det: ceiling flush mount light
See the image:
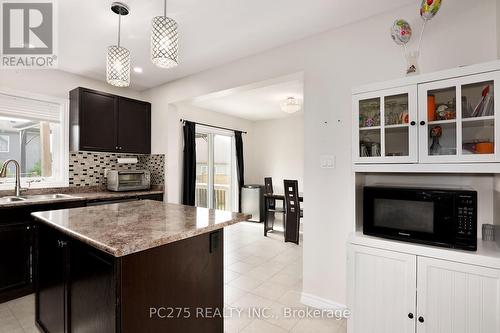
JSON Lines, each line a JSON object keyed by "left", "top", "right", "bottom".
{"left": 281, "top": 97, "right": 302, "bottom": 114}
{"left": 151, "top": 0, "right": 179, "bottom": 68}
{"left": 106, "top": 2, "right": 131, "bottom": 87}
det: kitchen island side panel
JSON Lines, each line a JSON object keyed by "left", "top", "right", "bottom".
{"left": 120, "top": 229, "right": 224, "bottom": 333}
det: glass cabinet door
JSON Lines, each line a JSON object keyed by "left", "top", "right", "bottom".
{"left": 358, "top": 97, "right": 382, "bottom": 160}
{"left": 424, "top": 86, "right": 458, "bottom": 159}
{"left": 354, "top": 86, "right": 417, "bottom": 163}
{"left": 384, "top": 94, "right": 411, "bottom": 158}
{"left": 419, "top": 72, "right": 499, "bottom": 163}
{"left": 461, "top": 80, "right": 495, "bottom": 160}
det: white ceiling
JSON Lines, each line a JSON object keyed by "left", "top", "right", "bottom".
{"left": 190, "top": 78, "right": 304, "bottom": 121}
{"left": 58, "top": 0, "right": 414, "bottom": 90}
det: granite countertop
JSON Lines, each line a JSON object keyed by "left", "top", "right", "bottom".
{"left": 0, "top": 187, "right": 164, "bottom": 208}
{"left": 32, "top": 201, "right": 250, "bottom": 257}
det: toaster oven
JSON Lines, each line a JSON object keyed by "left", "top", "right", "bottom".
{"left": 106, "top": 170, "right": 151, "bottom": 192}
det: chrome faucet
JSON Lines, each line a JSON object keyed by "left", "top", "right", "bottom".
{"left": 0, "top": 159, "right": 23, "bottom": 197}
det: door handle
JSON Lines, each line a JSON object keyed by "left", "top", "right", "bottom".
{"left": 420, "top": 121, "right": 426, "bottom": 126}
{"left": 418, "top": 316, "right": 424, "bottom": 323}
{"left": 410, "top": 121, "right": 416, "bottom": 126}
{"left": 408, "top": 313, "right": 414, "bottom": 319}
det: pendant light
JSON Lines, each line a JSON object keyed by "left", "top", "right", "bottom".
{"left": 151, "top": 0, "right": 179, "bottom": 68}
{"left": 281, "top": 97, "right": 302, "bottom": 114}
{"left": 106, "top": 2, "right": 131, "bottom": 87}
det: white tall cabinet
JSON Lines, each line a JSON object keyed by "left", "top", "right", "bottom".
{"left": 348, "top": 242, "right": 500, "bottom": 333}
{"left": 349, "top": 61, "right": 500, "bottom": 333}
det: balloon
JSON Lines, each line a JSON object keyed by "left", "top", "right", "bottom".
{"left": 420, "top": 0, "right": 442, "bottom": 21}
{"left": 390, "top": 19, "right": 412, "bottom": 46}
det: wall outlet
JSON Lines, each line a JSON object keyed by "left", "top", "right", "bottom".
{"left": 320, "top": 155, "right": 335, "bottom": 169}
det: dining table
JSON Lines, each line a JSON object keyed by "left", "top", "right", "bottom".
{"left": 263, "top": 192, "right": 303, "bottom": 237}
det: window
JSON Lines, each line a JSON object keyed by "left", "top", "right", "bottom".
{"left": 0, "top": 135, "right": 9, "bottom": 152}
{"left": 0, "top": 90, "right": 68, "bottom": 189}
{"left": 195, "top": 127, "right": 238, "bottom": 211}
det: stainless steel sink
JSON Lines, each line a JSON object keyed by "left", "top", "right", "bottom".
{"left": 25, "top": 194, "right": 77, "bottom": 200}
{"left": 0, "top": 196, "right": 27, "bottom": 203}
{"left": 0, "top": 193, "right": 78, "bottom": 204}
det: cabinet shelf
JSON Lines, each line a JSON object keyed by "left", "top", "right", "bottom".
{"left": 462, "top": 115, "right": 495, "bottom": 122}
{"left": 359, "top": 126, "right": 381, "bottom": 131}
{"left": 385, "top": 123, "right": 409, "bottom": 129}
{"left": 427, "top": 119, "right": 456, "bottom": 125}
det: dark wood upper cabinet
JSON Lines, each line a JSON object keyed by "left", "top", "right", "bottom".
{"left": 117, "top": 97, "right": 151, "bottom": 154}
{"left": 70, "top": 87, "right": 151, "bottom": 154}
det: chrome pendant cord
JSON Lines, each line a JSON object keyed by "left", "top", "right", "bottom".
{"left": 117, "top": 12, "right": 121, "bottom": 47}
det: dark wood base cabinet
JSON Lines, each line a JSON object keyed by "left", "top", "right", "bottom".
{"left": 36, "top": 225, "right": 223, "bottom": 333}
{"left": 0, "top": 202, "right": 85, "bottom": 304}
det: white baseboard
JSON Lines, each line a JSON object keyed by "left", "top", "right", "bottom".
{"left": 300, "top": 292, "right": 348, "bottom": 313}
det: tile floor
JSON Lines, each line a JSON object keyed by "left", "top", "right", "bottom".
{"left": 0, "top": 295, "right": 38, "bottom": 333}
{"left": 0, "top": 219, "right": 346, "bottom": 333}
{"left": 223, "top": 219, "right": 346, "bottom": 333}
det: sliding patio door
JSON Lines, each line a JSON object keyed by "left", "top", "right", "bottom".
{"left": 195, "top": 128, "right": 237, "bottom": 211}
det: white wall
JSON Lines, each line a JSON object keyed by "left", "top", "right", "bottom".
{"left": 246, "top": 115, "right": 304, "bottom": 193}
{"left": 166, "top": 102, "right": 253, "bottom": 203}
{"left": 0, "top": 69, "right": 143, "bottom": 100}
{"left": 144, "top": 0, "right": 498, "bottom": 307}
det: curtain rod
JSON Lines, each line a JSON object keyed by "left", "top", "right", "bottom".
{"left": 180, "top": 119, "right": 247, "bottom": 134}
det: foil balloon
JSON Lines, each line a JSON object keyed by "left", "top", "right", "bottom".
{"left": 390, "top": 19, "right": 412, "bottom": 45}
{"left": 420, "top": 0, "right": 442, "bottom": 21}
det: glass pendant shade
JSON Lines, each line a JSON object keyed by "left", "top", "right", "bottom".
{"left": 106, "top": 45, "right": 131, "bottom": 87}
{"left": 151, "top": 16, "right": 179, "bottom": 68}
{"left": 281, "top": 97, "right": 302, "bottom": 114}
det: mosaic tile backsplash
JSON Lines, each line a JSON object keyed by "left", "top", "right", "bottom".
{"left": 69, "top": 152, "right": 165, "bottom": 187}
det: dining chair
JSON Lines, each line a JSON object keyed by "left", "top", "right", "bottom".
{"left": 264, "top": 177, "right": 277, "bottom": 210}
{"left": 283, "top": 179, "right": 302, "bottom": 244}
{"left": 263, "top": 177, "right": 284, "bottom": 237}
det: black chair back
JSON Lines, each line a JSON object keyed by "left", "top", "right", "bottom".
{"left": 264, "top": 177, "right": 276, "bottom": 209}
{"left": 283, "top": 179, "right": 300, "bottom": 244}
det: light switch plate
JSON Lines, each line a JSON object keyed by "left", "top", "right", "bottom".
{"left": 320, "top": 155, "right": 335, "bottom": 169}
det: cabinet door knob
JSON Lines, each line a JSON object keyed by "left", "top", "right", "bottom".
{"left": 418, "top": 316, "right": 424, "bottom": 323}
{"left": 408, "top": 313, "right": 414, "bottom": 319}
{"left": 420, "top": 121, "right": 426, "bottom": 126}
{"left": 410, "top": 121, "right": 416, "bottom": 126}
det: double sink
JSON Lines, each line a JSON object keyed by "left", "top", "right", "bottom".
{"left": 0, "top": 193, "right": 78, "bottom": 204}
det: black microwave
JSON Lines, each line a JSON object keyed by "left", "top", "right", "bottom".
{"left": 363, "top": 186, "right": 477, "bottom": 251}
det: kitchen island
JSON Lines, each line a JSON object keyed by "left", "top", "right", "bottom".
{"left": 31, "top": 200, "right": 250, "bottom": 333}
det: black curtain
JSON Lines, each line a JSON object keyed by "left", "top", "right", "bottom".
{"left": 234, "top": 131, "right": 244, "bottom": 212}
{"left": 182, "top": 121, "right": 196, "bottom": 206}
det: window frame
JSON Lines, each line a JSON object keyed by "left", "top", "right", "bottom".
{"left": 0, "top": 88, "right": 69, "bottom": 190}
{"left": 0, "top": 135, "right": 9, "bottom": 153}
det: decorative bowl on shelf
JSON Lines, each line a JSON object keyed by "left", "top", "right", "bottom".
{"left": 475, "top": 142, "right": 494, "bottom": 154}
